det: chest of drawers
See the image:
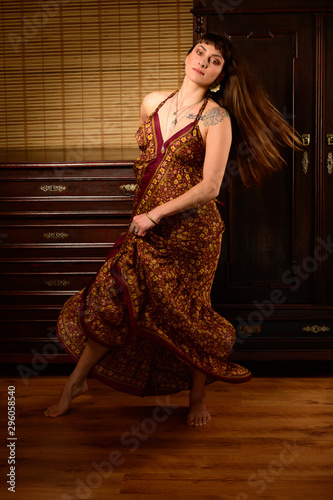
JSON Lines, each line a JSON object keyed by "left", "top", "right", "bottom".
{"left": 0, "top": 149, "right": 138, "bottom": 363}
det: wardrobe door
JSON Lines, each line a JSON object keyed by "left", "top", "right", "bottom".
{"left": 323, "top": 14, "right": 333, "bottom": 306}
{"left": 208, "top": 14, "right": 316, "bottom": 308}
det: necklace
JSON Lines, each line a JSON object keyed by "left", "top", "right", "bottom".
{"left": 169, "top": 92, "right": 204, "bottom": 131}
{"left": 161, "top": 91, "right": 204, "bottom": 153}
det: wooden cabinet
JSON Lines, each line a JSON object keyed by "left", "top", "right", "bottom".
{"left": 192, "top": 0, "right": 333, "bottom": 359}
{"left": 0, "top": 149, "right": 138, "bottom": 362}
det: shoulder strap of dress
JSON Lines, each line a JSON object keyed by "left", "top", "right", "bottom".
{"left": 195, "top": 96, "right": 209, "bottom": 123}
{"left": 154, "top": 89, "right": 179, "bottom": 113}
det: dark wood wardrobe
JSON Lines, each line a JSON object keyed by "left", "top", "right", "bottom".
{"left": 192, "top": 0, "right": 333, "bottom": 360}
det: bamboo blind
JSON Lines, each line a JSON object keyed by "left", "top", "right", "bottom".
{"left": 0, "top": 0, "right": 193, "bottom": 157}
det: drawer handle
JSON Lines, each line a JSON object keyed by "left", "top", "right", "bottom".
{"left": 302, "top": 151, "right": 309, "bottom": 174}
{"left": 302, "top": 325, "right": 330, "bottom": 333}
{"left": 327, "top": 152, "right": 333, "bottom": 175}
{"left": 45, "top": 279, "right": 70, "bottom": 287}
{"left": 43, "top": 232, "right": 69, "bottom": 240}
{"left": 240, "top": 326, "right": 261, "bottom": 335}
{"left": 301, "top": 133, "right": 310, "bottom": 174}
{"left": 40, "top": 185, "right": 67, "bottom": 193}
{"left": 46, "top": 326, "right": 57, "bottom": 334}
{"left": 119, "top": 183, "right": 137, "bottom": 196}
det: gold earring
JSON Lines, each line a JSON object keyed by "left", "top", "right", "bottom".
{"left": 209, "top": 81, "right": 221, "bottom": 93}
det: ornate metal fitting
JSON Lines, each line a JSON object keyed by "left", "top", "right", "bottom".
{"left": 40, "top": 185, "right": 67, "bottom": 193}
{"left": 43, "top": 232, "right": 69, "bottom": 240}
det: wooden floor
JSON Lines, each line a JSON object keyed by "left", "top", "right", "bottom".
{"left": 0, "top": 361, "right": 332, "bottom": 500}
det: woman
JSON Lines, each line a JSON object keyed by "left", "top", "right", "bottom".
{"left": 45, "top": 33, "right": 301, "bottom": 426}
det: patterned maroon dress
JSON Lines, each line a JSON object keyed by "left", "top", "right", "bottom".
{"left": 57, "top": 91, "right": 252, "bottom": 396}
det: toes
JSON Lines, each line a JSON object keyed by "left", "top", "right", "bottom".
{"left": 47, "top": 409, "right": 60, "bottom": 418}
{"left": 187, "top": 411, "right": 211, "bottom": 427}
{"left": 44, "top": 406, "right": 61, "bottom": 418}
{"left": 190, "top": 415, "right": 210, "bottom": 426}
{"left": 44, "top": 405, "right": 55, "bottom": 417}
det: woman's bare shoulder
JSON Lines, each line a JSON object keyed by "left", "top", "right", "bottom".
{"left": 201, "top": 98, "right": 230, "bottom": 127}
{"left": 141, "top": 91, "right": 172, "bottom": 115}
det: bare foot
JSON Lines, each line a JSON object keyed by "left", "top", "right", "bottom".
{"left": 44, "top": 377, "right": 89, "bottom": 418}
{"left": 187, "top": 389, "right": 211, "bottom": 427}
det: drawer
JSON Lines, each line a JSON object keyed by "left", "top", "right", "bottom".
{"left": 0, "top": 272, "right": 94, "bottom": 292}
{"left": 0, "top": 336, "right": 66, "bottom": 355}
{"left": 0, "top": 308, "right": 63, "bottom": 357}
{"left": 0, "top": 197, "right": 134, "bottom": 215}
{"left": 0, "top": 217, "right": 130, "bottom": 258}
{"left": 0, "top": 245, "right": 112, "bottom": 259}
{"left": 0, "top": 177, "right": 137, "bottom": 198}
{"left": 0, "top": 291, "right": 75, "bottom": 306}
{"left": 0, "top": 320, "right": 58, "bottom": 340}
{"left": 0, "top": 305, "right": 61, "bottom": 321}
{"left": 0, "top": 218, "right": 130, "bottom": 245}
{"left": 0, "top": 166, "right": 136, "bottom": 180}
{"left": 0, "top": 258, "right": 104, "bottom": 274}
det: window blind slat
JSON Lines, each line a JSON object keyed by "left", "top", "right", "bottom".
{"left": 0, "top": 0, "right": 193, "bottom": 151}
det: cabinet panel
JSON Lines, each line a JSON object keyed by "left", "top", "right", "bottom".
{"left": 208, "top": 14, "right": 315, "bottom": 306}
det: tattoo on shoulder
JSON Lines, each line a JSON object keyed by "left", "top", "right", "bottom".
{"left": 187, "top": 107, "right": 230, "bottom": 126}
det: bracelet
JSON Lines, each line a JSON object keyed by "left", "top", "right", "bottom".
{"left": 145, "top": 212, "right": 158, "bottom": 225}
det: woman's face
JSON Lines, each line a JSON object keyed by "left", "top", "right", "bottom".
{"left": 185, "top": 42, "right": 225, "bottom": 88}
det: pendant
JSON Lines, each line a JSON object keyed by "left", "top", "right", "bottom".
{"left": 161, "top": 145, "right": 165, "bottom": 153}
{"left": 170, "top": 118, "right": 177, "bottom": 131}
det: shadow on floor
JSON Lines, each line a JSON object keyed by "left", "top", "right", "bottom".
{"left": 0, "top": 360, "right": 332, "bottom": 378}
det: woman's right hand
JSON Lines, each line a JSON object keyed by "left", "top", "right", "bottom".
{"left": 130, "top": 209, "right": 161, "bottom": 237}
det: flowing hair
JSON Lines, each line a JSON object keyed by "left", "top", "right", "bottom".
{"left": 188, "top": 33, "right": 303, "bottom": 188}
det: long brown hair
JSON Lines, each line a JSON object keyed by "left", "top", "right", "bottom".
{"left": 189, "top": 33, "right": 302, "bottom": 188}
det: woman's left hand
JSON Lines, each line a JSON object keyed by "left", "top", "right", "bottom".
{"left": 129, "top": 210, "right": 161, "bottom": 237}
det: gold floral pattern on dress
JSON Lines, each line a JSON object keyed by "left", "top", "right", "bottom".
{"left": 57, "top": 91, "right": 252, "bottom": 397}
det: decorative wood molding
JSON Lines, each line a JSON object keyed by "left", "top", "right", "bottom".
{"left": 315, "top": 14, "right": 325, "bottom": 304}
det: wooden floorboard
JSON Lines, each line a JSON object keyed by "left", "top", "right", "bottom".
{"left": 0, "top": 364, "right": 333, "bottom": 500}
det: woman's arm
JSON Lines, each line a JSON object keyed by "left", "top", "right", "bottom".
{"left": 133, "top": 107, "right": 232, "bottom": 236}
